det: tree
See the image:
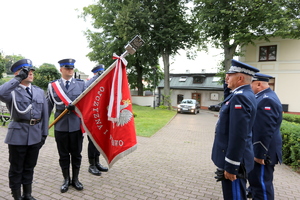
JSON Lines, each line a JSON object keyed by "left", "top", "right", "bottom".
{"left": 81, "top": 0, "right": 159, "bottom": 96}
{"left": 3, "top": 54, "right": 24, "bottom": 74}
{"left": 81, "top": 0, "right": 198, "bottom": 108}
{"left": 33, "top": 63, "right": 61, "bottom": 90}
{"left": 0, "top": 51, "right": 5, "bottom": 79}
{"left": 272, "top": 0, "right": 300, "bottom": 39}
{"left": 148, "top": 0, "right": 198, "bottom": 108}
{"left": 193, "top": 0, "right": 299, "bottom": 72}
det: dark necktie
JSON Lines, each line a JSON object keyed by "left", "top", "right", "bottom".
{"left": 26, "top": 87, "right": 32, "bottom": 97}
{"left": 66, "top": 80, "right": 70, "bottom": 90}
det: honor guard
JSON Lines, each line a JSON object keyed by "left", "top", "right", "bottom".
{"left": 247, "top": 73, "right": 283, "bottom": 200}
{"left": 0, "top": 59, "right": 49, "bottom": 200}
{"left": 47, "top": 58, "right": 87, "bottom": 193}
{"left": 211, "top": 59, "right": 259, "bottom": 200}
{"left": 86, "top": 64, "right": 108, "bottom": 176}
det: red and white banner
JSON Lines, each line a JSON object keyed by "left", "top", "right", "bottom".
{"left": 75, "top": 56, "right": 137, "bottom": 168}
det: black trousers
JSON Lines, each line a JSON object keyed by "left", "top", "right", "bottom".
{"left": 8, "top": 143, "right": 41, "bottom": 189}
{"left": 55, "top": 130, "right": 83, "bottom": 170}
{"left": 87, "top": 136, "right": 100, "bottom": 159}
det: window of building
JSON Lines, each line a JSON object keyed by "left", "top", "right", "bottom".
{"left": 177, "top": 94, "right": 184, "bottom": 104}
{"left": 179, "top": 76, "right": 187, "bottom": 82}
{"left": 210, "top": 93, "right": 219, "bottom": 101}
{"left": 212, "top": 77, "right": 220, "bottom": 82}
{"left": 259, "top": 45, "right": 277, "bottom": 61}
{"left": 193, "top": 76, "right": 205, "bottom": 83}
{"left": 269, "top": 77, "right": 275, "bottom": 91}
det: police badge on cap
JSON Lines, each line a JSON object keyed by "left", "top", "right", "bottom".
{"left": 10, "top": 59, "right": 35, "bottom": 72}
{"left": 226, "top": 59, "right": 259, "bottom": 76}
{"left": 58, "top": 58, "right": 76, "bottom": 68}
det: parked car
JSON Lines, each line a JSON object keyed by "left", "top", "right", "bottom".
{"left": 177, "top": 99, "right": 200, "bottom": 114}
{"left": 208, "top": 103, "right": 222, "bottom": 112}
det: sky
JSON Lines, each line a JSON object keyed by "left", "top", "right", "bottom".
{"left": 0, "top": 0, "right": 223, "bottom": 78}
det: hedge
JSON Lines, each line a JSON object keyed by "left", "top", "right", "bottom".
{"left": 283, "top": 113, "right": 300, "bottom": 124}
{"left": 281, "top": 114, "right": 300, "bottom": 171}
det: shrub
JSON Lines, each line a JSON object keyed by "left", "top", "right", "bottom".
{"left": 283, "top": 113, "right": 300, "bottom": 123}
{"left": 280, "top": 120, "right": 300, "bottom": 169}
{"left": 158, "top": 105, "right": 169, "bottom": 109}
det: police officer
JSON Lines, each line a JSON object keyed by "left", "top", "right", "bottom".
{"left": 0, "top": 59, "right": 48, "bottom": 200}
{"left": 247, "top": 73, "right": 282, "bottom": 200}
{"left": 47, "top": 58, "right": 90, "bottom": 193}
{"left": 211, "top": 59, "right": 259, "bottom": 200}
{"left": 86, "top": 64, "right": 109, "bottom": 176}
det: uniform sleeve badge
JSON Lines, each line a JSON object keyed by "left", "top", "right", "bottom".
{"left": 235, "top": 105, "right": 242, "bottom": 109}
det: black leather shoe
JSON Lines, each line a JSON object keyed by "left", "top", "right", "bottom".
{"left": 96, "top": 163, "right": 108, "bottom": 172}
{"left": 95, "top": 157, "right": 108, "bottom": 172}
{"left": 22, "top": 184, "right": 36, "bottom": 200}
{"left": 22, "top": 196, "right": 36, "bottom": 200}
{"left": 61, "top": 178, "right": 71, "bottom": 193}
{"left": 89, "top": 165, "right": 101, "bottom": 176}
{"left": 88, "top": 158, "right": 101, "bottom": 176}
{"left": 72, "top": 179, "right": 84, "bottom": 191}
{"left": 72, "top": 168, "right": 84, "bottom": 190}
{"left": 61, "top": 169, "right": 71, "bottom": 193}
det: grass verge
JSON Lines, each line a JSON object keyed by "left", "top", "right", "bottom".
{"left": 132, "top": 104, "right": 176, "bottom": 137}
{"left": 28, "top": 105, "right": 177, "bottom": 138}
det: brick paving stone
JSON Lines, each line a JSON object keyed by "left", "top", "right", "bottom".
{"left": 0, "top": 111, "right": 300, "bottom": 199}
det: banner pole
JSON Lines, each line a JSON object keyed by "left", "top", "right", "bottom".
{"left": 49, "top": 35, "right": 144, "bottom": 129}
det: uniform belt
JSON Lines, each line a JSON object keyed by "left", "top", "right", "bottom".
{"left": 14, "top": 118, "right": 41, "bottom": 125}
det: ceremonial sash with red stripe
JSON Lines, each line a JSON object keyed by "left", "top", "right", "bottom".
{"left": 51, "top": 80, "right": 85, "bottom": 133}
{"left": 51, "top": 81, "right": 72, "bottom": 105}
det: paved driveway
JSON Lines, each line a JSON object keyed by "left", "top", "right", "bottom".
{"left": 0, "top": 111, "right": 299, "bottom": 199}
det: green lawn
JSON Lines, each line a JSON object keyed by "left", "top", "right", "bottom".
{"left": 1, "top": 105, "right": 175, "bottom": 137}
{"left": 48, "top": 105, "right": 176, "bottom": 137}
{"left": 48, "top": 114, "right": 55, "bottom": 137}
{"left": 132, "top": 105, "right": 176, "bottom": 137}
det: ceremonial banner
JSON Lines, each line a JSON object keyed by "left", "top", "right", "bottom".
{"left": 75, "top": 56, "right": 137, "bottom": 168}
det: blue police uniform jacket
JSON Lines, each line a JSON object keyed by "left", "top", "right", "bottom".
{"left": 253, "top": 87, "right": 282, "bottom": 164}
{"left": 0, "top": 78, "right": 49, "bottom": 145}
{"left": 212, "top": 84, "right": 257, "bottom": 174}
{"left": 47, "top": 78, "right": 86, "bottom": 132}
{"left": 47, "top": 76, "right": 98, "bottom": 132}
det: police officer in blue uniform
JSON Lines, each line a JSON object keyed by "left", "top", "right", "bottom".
{"left": 47, "top": 58, "right": 89, "bottom": 193}
{"left": 0, "top": 59, "right": 48, "bottom": 200}
{"left": 247, "top": 73, "right": 282, "bottom": 200}
{"left": 86, "top": 64, "right": 109, "bottom": 176}
{"left": 211, "top": 59, "right": 259, "bottom": 200}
